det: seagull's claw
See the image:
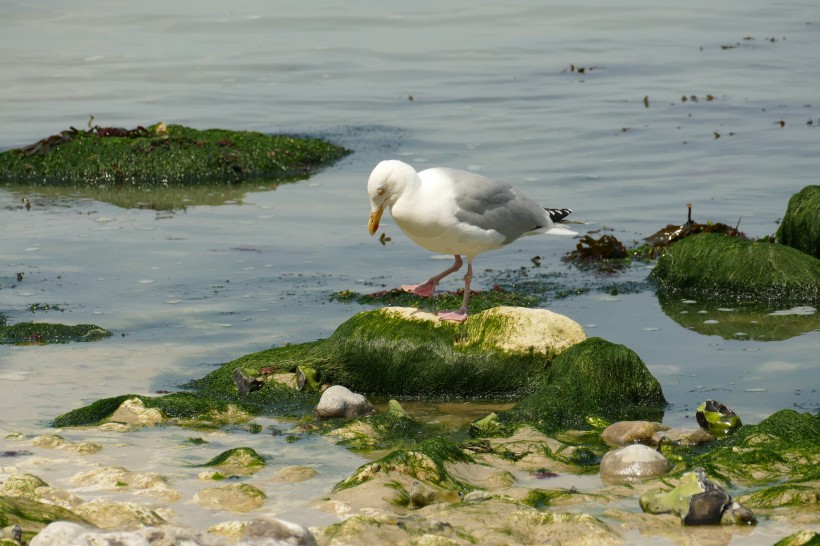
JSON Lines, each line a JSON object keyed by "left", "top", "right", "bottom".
{"left": 401, "top": 281, "right": 438, "bottom": 297}
{"left": 437, "top": 309, "right": 468, "bottom": 322}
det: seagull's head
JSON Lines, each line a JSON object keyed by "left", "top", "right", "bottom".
{"left": 367, "top": 160, "right": 415, "bottom": 235}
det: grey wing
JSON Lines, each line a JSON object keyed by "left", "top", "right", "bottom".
{"left": 446, "top": 170, "right": 550, "bottom": 244}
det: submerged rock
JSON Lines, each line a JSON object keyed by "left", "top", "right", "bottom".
{"left": 194, "top": 483, "right": 267, "bottom": 514}
{"left": 599, "top": 444, "right": 670, "bottom": 481}
{"left": 28, "top": 521, "right": 229, "bottom": 546}
{"left": 777, "top": 185, "right": 820, "bottom": 259}
{"left": 640, "top": 468, "right": 757, "bottom": 526}
{"left": 650, "top": 232, "right": 820, "bottom": 303}
{"left": 315, "top": 385, "right": 374, "bottom": 419}
{"left": 199, "top": 447, "right": 266, "bottom": 477}
{"left": 774, "top": 530, "right": 820, "bottom": 546}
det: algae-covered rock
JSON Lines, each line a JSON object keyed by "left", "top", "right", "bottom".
{"left": 0, "top": 497, "right": 88, "bottom": 544}
{"left": 71, "top": 499, "right": 164, "bottom": 530}
{"left": 0, "top": 123, "right": 350, "bottom": 187}
{"left": 503, "top": 337, "right": 667, "bottom": 432}
{"left": 318, "top": 306, "right": 586, "bottom": 396}
{"left": 0, "top": 322, "right": 111, "bottom": 345}
{"left": 199, "top": 447, "right": 266, "bottom": 477}
{"left": 774, "top": 530, "right": 820, "bottom": 546}
{"left": 651, "top": 233, "right": 820, "bottom": 303}
{"left": 737, "top": 483, "right": 820, "bottom": 509}
{"left": 777, "top": 185, "right": 820, "bottom": 258}
{"left": 639, "top": 468, "right": 754, "bottom": 525}
{"left": 696, "top": 400, "right": 742, "bottom": 436}
{"left": 194, "top": 483, "right": 267, "bottom": 513}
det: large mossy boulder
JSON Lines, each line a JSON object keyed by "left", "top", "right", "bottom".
{"left": 650, "top": 233, "right": 820, "bottom": 303}
{"left": 777, "top": 185, "right": 820, "bottom": 259}
{"left": 502, "top": 337, "right": 667, "bottom": 432}
{"left": 317, "top": 306, "right": 587, "bottom": 396}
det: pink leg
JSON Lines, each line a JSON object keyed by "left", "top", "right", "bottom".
{"left": 402, "top": 255, "right": 463, "bottom": 297}
{"left": 437, "top": 259, "right": 473, "bottom": 322}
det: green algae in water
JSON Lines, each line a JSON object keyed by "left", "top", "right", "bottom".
{"left": 651, "top": 233, "right": 820, "bottom": 303}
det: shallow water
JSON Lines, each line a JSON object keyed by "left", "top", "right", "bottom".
{"left": 1, "top": 0, "right": 818, "bottom": 542}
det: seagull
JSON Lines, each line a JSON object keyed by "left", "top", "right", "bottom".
{"left": 367, "top": 160, "right": 575, "bottom": 322}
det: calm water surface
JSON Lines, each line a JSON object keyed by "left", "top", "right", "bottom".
{"left": 1, "top": 1, "right": 818, "bottom": 542}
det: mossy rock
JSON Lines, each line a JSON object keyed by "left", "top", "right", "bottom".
{"left": 0, "top": 124, "right": 351, "bottom": 209}
{"left": 657, "top": 293, "right": 818, "bottom": 342}
{"left": 334, "top": 437, "right": 475, "bottom": 493}
{"left": 0, "top": 494, "right": 88, "bottom": 540}
{"left": 199, "top": 447, "right": 266, "bottom": 476}
{"left": 650, "top": 233, "right": 820, "bottom": 303}
{"left": 194, "top": 306, "right": 586, "bottom": 399}
{"left": 692, "top": 409, "right": 820, "bottom": 486}
{"left": 503, "top": 337, "right": 667, "bottom": 433}
{"left": 0, "top": 322, "right": 111, "bottom": 345}
{"left": 777, "top": 185, "right": 820, "bottom": 258}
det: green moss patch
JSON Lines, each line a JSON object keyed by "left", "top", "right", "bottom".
{"left": 650, "top": 233, "right": 820, "bottom": 303}
{"left": 503, "top": 337, "right": 667, "bottom": 433}
{"left": 777, "top": 185, "right": 820, "bottom": 259}
{"left": 1, "top": 123, "right": 351, "bottom": 186}
{"left": 0, "top": 321, "right": 111, "bottom": 345}
{"left": 692, "top": 409, "right": 820, "bottom": 486}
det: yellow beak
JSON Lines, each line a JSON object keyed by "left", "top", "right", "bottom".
{"left": 368, "top": 206, "right": 383, "bottom": 235}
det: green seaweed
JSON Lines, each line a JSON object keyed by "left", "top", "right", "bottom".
{"left": 692, "top": 410, "right": 820, "bottom": 486}
{"left": 0, "top": 321, "right": 111, "bottom": 345}
{"left": 650, "top": 233, "right": 820, "bottom": 303}
{"left": 331, "top": 287, "right": 538, "bottom": 314}
{"left": 776, "top": 185, "right": 820, "bottom": 259}
{"left": 503, "top": 337, "right": 667, "bottom": 433}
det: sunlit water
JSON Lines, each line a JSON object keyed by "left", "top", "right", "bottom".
{"left": 1, "top": 1, "right": 818, "bottom": 543}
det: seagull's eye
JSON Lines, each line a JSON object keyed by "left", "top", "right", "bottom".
{"left": 377, "top": 187, "right": 385, "bottom": 197}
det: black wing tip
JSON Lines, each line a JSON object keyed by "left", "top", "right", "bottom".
{"left": 546, "top": 208, "right": 572, "bottom": 223}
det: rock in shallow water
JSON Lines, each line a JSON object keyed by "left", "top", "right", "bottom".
{"left": 599, "top": 444, "right": 670, "bottom": 481}
{"left": 28, "top": 518, "right": 316, "bottom": 546}
{"left": 601, "top": 420, "right": 669, "bottom": 445}
{"left": 640, "top": 468, "right": 756, "bottom": 526}
{"left": 315, "top": 385, "right": 374, "bottom": 419}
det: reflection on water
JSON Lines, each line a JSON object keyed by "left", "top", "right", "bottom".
{"left": 657, "top": 293, "right": 819, "bottom": 342}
